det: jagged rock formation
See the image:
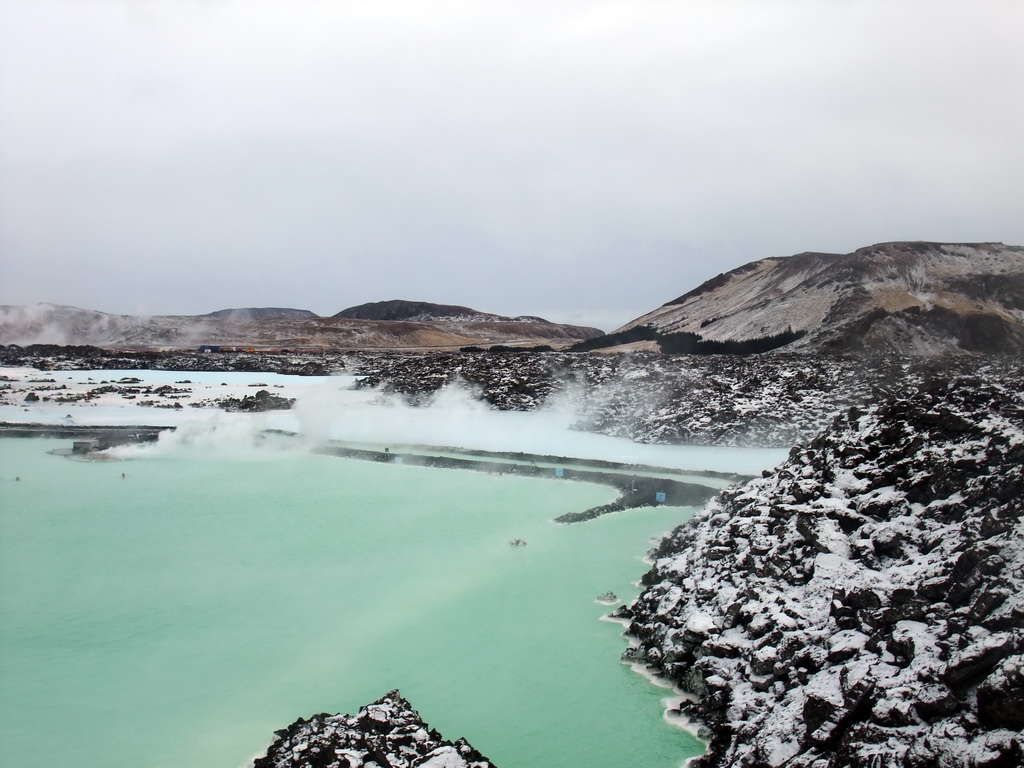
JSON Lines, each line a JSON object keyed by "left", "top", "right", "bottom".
{"left": 624, "top": 374, "right": 1024, "bottom": 767}
{"left": 253, "top": 690, "right": 496, "bottom": 768}
{"left": 572, "top": 352, "right": 888, "bottom": 448}
{"left": 0, "top": 304, "right": 600, "bottom": 350}
{"left": 599, "top": 242, "right": 1024, "bottom": 354}
{"left": 354, "top": 349, "right": 885, "bottom": 434}
{"left": 355, "top": 351, "right": 1024, "bottom": 448}
{"left": 352, "top": 351, "right": 566, "bottom": 410}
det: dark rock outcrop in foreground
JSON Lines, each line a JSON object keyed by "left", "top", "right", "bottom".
{"left": 253, "top": 690, "right": 496, "bottom": 768}
{"left": 625, "top": 376, "right": 1024, "bottom": 767}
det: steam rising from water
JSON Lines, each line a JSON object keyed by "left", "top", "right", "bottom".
{"left": 122, "top": 378, "right": 574, "bottom": 459}
{"left": 129, "top": 413, "right": 293, "bottom": 458}
{"left": 118, "top": 375, "right": 787, "bottom": 474}
{"left": 293, "top": 379, "right": 577, "bottom": 452}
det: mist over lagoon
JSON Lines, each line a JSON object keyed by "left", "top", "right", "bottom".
{"left": 0, "top": 369, "right": 787, "bottom": 475}
{"left": 0, "top": 368, "right": 787, "bottom": 767}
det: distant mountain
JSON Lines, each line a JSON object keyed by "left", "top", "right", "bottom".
{"left": 581, "top": 242, "right": 1024, "bottom": 354}
{"left": 335, "top": 299, "right": 543, "bottom": 324}
{"left": 0, "top": 303, "right": 600, "bottom": 350}
{"left": 204, "top": 307, "right": 319, "bottom": 320}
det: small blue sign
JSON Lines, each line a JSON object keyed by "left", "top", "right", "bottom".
{"left": 555, "top": 467, "right": 564, "bottom": 477}
{"left": 655, "top": 491, "right": 666, "bottom": 503}
{"left": 394, "top": 456, "right": 403, "bottom": 464}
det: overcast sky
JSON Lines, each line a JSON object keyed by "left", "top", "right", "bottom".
{"left": 1, "top": 1, "right": 1022, "bottom": 331}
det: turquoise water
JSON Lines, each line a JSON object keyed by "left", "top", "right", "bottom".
{"left": 0, "top": 438, "right": 705, "bottom": 768}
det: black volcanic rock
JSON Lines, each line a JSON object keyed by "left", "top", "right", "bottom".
{"left": 6, "top": 345, "right": 1024, "bottom": 452}
{"left": 254, "top": 690, "right": 496, "bottom": 768}
{"left": 216, "top": 389, "right": 295, "bottom": 412}
{"left": 352, "top": 351, "right": 565, "bottom": 410}
{"left": 0, "top": 345, "right": 338, "bottom": 376}
{"left": 625, "top": 373, "right": 1024, "bottom": 767}
{"left": 203, "top": 307, "right": 319, "bottom": 320}
{"left": 334, "top": 299, "right": 510, "bottom": 322}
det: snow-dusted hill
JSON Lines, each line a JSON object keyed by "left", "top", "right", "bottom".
{"left": 624, "top": 373, "right": 1024, "bottom": 767}
{"left": 610, "top": 242, "right": 1024, "bottom": 354}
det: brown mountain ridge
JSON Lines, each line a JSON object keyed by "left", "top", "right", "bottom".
{"left": 0, "top": 302, "right": 602, "bottom": 350}
{"left": 582, "top": 242, "right": 1024, "bottom": 354}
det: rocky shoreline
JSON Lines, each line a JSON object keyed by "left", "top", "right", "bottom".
{"left": 621, "top": 374, "right": 1024, "bottom": 767}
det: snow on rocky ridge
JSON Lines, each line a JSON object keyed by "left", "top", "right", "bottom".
{"left": 252, "top": 691, "right": 496, "bottom": 768}
{"left": 353, "top": 350, "right": 1024, "bottom": 449}
{"left": 609, "top": 242, "right": 1024, "bottom": 355}
{"left": 622, "top": 373, "right": 1024, "bottom": 767}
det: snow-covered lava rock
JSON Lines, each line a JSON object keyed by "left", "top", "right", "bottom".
{"left": 8, "top": 345, "right": 1024, "bottom": 450}
{"left": 252, "top": 690, "right": 496, "bottom": 768}
{"left": 623, "top": 375, "right": 1024, "bottom": 767}
{"left": 350, "top": 352, "right": 1024, "bottom": 449}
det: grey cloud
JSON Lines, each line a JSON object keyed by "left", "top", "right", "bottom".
{"left": 1, "top": 1, "right": 1022, "bottom": 330}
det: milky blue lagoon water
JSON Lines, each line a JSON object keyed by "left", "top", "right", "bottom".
{"left": 0, "top": 437, "right": 719, "bottom": 768}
